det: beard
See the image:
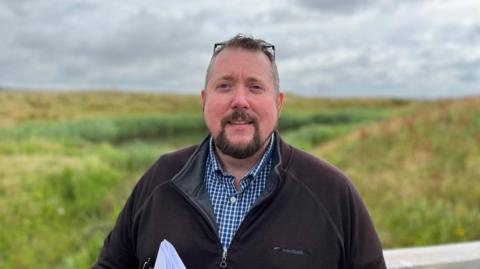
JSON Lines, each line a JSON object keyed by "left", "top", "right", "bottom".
{"left": 214, "top": 109, "right": 266, "bottom": 159}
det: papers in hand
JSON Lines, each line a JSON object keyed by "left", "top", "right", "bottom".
{"left": 154, "top": 239, "right": 186, "bottom": 269}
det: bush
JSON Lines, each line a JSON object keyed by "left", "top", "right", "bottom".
{"left": 278, "top": 108, "right": 385, "bottom": 131}
{"left": 0, "top": 115, "right": 206, "bottom": 143}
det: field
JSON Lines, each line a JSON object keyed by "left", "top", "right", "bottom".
{"left": 0, "top": 90, "right": 479, "bottom": 268}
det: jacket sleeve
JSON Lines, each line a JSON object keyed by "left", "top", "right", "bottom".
{"left": 346, "top": 182, "right": 386, "bottom": 269}
{"left": 92, "top": 184, "right": 139, "bottom": 269}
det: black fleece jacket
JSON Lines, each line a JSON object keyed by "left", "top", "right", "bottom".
{"left": 93, "top": 134, "right": 386, "bottom": 269}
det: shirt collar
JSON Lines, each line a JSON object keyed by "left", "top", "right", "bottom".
{"left": 208, "top": 133, "right": 275, "bottom": 179}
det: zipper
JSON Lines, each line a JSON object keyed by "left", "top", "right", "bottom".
{"left": 219, "top": 248, "right": 228, "bottom": 268}
{"left": 170, "top": 183, "right": 226, "bottom": 267}
{"left": 220, "top": 167, "right": 282, "bottom": 267}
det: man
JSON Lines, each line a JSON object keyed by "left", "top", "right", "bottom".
{"left": 93, "top": 34, "right": 386, "bottom": 268}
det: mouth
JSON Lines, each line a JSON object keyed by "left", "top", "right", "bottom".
{"left": 221, "top": 109, "right": 257, "bottom": 129}
{"left": 227, "top": 120, "right": 254, "bottom": 125}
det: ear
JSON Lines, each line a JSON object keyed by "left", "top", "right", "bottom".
{"left": 201, "top": 89, "right": 207, "bottom": 110}
{"left": 201, "top": 89, "right": 206, "bottom": 104}
{"left": 276, "top": 91, "right": 285, "bottom": 114}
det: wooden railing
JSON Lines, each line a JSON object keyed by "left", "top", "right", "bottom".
{"left": 384, "top": 241, "right": 480, "bottom": 269}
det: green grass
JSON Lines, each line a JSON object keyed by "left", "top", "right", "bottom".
{"left": 314, "top": 97, "right": 480, "bottom": 248}
{"left": 0, "top": 137, "right": 179, "bottom": 269}
{"left": 0, "top": 115, "right": 206, "bottom": 142}
{"left": 281, "top": 107, "right": 391, "bottom": 150}
{"left": 0, "top": 90, "right": 202, "bottom": 127}
{"left": 1, "top": 90, "right": 479, "bottom": 268}
{"left": 282, "top": 123, "right": 361, "bottom": 150}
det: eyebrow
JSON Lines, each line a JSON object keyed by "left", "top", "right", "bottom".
{"left": 245, "top": 77, "right": 263, "bottom": 84}
{"left": 215, "top": 75, "right": 235, "bottom": 82}
{"left": 214, "top": 75, "right": 264, "bottom": 84}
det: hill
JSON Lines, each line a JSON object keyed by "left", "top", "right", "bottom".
{"left": 313, "top": 97, "right": 480, "bottom": 247}
{"left": 0, "top": 90, "right": 202, "bottom": 127}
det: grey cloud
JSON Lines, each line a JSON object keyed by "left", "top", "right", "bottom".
{"left": 11, "top": 6, "right": 204, "bottom": 63}
{"left": 279, "top": 32, "right": 480, "bottom": 98}
{"left": 297, "top": 0, "right": 377, "bottom": 14}
{"left": 2, "top": 2, "right": 213, "bottom": 90}
{"left": 1, "top": 0, "right": 480, "bottom": 98}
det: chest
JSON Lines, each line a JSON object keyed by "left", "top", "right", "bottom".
{"left": 134, "top": 186, "right": 344, "bottom": 268}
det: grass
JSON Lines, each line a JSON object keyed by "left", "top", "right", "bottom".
{"left": 0, "top": 137, "right": 178, "bottom": 269}
{"left": 1, "top": 90, "right": 478, "bottom": 267}
{"left": 313, "top": 97, "right": 480, "bottom": 247}
{"left": 0, "top": 115, "right": 206, "bottom": 142}
{"left": 0, "top": 90, "right": 202, "bottom": 127}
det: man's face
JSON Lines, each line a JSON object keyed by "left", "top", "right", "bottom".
{"left": 201, "top": 48, "right": 284, "bottom": 159}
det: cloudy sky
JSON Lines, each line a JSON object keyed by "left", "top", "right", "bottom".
{"left": 1, "top": 0, "right": 479, "bottom": 98}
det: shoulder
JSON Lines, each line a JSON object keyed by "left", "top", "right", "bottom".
{"left": 280, "top": 141, "right": 352, "bottom": 193}
{"left": 277, "top": 140, "right": 385, "bottom": 266}
{"left": 150, "top": 144, "right": 199, "bottom": 175}
{"left": 128, "top": 143, "right": 201, "bottom": 208}
{"left": 140, "top": 143, "right": 199, "bottom": 187}
{"left": 278, "top": 139, "right": 363, "bottom": 224}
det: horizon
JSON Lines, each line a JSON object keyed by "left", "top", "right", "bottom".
{"left": 1, "top": 86, "right": 480, "bottom": 101}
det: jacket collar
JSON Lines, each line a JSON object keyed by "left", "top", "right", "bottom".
{"left": 170, "top": 131, "right": 290, "bottom": 233}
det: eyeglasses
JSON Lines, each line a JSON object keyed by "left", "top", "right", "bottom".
{"left": 213, "top": 42, "right": 276, "bottom": 59}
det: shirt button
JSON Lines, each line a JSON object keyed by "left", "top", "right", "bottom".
{"left": 230, "top": 196, "right": 237, "bottom": 203}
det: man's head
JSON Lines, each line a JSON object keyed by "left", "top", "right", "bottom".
{"left": 201, "top": 34, "right": 284, "bottom": 159}
{"left": 205, "top": 35, "right": 280, "bottom": 92}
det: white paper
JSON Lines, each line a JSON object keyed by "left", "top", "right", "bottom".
{"left": 154, "top": 239, "right": 186, "bottom": 269}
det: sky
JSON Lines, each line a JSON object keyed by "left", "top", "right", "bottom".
{"left": 1, "top": 0, "right": 480, "bottom": 98}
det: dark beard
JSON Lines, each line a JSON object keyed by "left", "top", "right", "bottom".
{"left": 214, "top": 109, "right": 263, "bottom": 159}
{"left": 215, "top": 123, "right": 262, "bottom": 159}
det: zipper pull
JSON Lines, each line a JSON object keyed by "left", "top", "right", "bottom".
{"left": 142, "top": 257, "right": 152, "bottom": 269}
{"left": 219, "top": 248, "right": 228, "bottom": 268}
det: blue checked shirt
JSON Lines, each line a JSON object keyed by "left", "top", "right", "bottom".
{"left": 204, "top": 134, "right": 275, "bottom": 250}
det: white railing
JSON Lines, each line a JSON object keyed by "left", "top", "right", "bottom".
{"left": 384, "top": 241, "right": 480, "bottom": 269}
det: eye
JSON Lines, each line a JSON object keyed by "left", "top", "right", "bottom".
{"left": 216, "top": 83, "right": 232, "bottom": 92}
{"left": 249, "top": 84, "right": 264, "bottom": 94}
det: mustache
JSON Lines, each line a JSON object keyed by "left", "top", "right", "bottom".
{"left": 221, "top": 109, "right": 257, "bottom": 127}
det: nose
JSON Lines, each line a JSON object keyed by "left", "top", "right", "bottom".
{"left": 230, "top": 86, "right": 250, "bottom": 109}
